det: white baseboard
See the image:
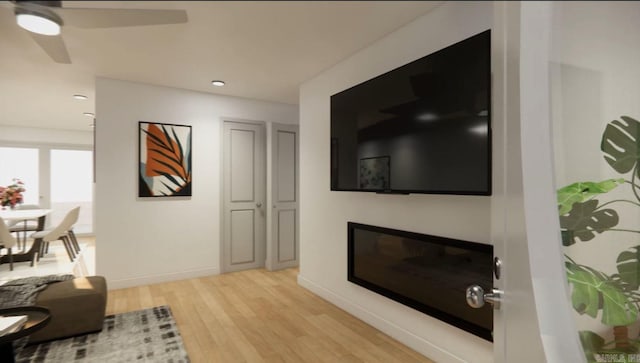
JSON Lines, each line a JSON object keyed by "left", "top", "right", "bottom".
{"left": 107, "top": 267, "right": 220, "bottom": 289}
{"left": 296, "top": 274, "right": 467, "bottom": 363}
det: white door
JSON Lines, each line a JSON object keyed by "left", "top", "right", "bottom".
{"left": 487, "top": 2, "right": 584, "bottom": 362}
{"left": 222, "top": 121, "right": 266, "bottom": 273}
{"left": 269, "top": 123, "right": 299, "bottom": 270}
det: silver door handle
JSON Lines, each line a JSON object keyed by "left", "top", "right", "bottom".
{"left": 256, "top": 202, "right": 262, "bottom": 208}
{"left": 465, "top": 285, "right": 502, "bottom": 309}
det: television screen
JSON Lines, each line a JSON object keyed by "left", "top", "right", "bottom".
{"left": 331, "top": 30, "right": 491, "bottom": 195}
{"left": 348, "top": 222, "right": 494, "bottom": 341}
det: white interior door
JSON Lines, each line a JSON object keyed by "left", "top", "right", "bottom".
{"left": 222, "top": 121, "right": 266, "bottom": 273}
{"left": 489, "top": 2, "right": 584, "bottom": 362}
{"left": 490, "top": 3, "right": 547, "bottom": 362}
{"left": 269, "top": 123, "right": 299, "bottom": 270}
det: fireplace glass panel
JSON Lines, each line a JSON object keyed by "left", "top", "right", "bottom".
{"left": 348, "top": 222, "right": 493, "bottom": 340}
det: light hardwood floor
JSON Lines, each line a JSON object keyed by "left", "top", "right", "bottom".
{"left": 106, "top": 268, "right": 435, "bottom": 363}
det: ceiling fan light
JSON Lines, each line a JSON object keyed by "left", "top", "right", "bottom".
{"left": 16, "top": 13, "right": 61, "bottom": 36}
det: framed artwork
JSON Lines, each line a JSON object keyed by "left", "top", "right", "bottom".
{"left": 139, "top": 121, "right": 192, "bottom": 197}
{"left": 359, "top": 156, "right": 390, "bottom": 190}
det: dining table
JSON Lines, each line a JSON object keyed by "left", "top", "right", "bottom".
{"left": 0, "top": 208, "right": 51, "bottom": 267}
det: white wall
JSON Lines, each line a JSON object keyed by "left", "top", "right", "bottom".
{"left": 95, "top": 78, "right": 297, "bottom": 288}
{"left": 299, "top": 2, "right": 493, "bottom": 362}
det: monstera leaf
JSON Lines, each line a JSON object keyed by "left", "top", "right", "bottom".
{"left": 617, "top": 246, "right": 640, "bottom": 290}
{"left": 579, "top": 330, "right": 606, "bottom": 363}
{"left": 557, "top": 179, "right": 625, "bottom": 215}
{"left": 143, "top": 124, "right": 190, "bottom": 181}
{"left": 601, "top": 116, "right": 640, "bottom": 178}
{"left": 566, "top": 260, "right": 638, "bottom": 326}
{"left": 560, "top": 199, "right": 619, "bottom": 246}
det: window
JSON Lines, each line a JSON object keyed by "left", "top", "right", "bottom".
{"left": 0, "top": 144, "right": 93, "bottom": 234}
{"left": 50, "top": 149, "right": 93, "bottom": 234}
{"left": 0, "top": 147, "right": 39, "bottom": 205}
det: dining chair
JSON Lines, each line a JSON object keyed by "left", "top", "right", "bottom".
{"left": 65, "top": 206, "right": 81, "bottom": 254}
{"left": 8, "top": 204, "right": 42, "bottom": 250}
{"left": 41, "top": 206, "right": 81, "bottom": 256}
{"left": 31, "top": 207, "right": 80, "bottom": 263}
{"left": 0, "top": 217, "right": 18, "bottom": 271}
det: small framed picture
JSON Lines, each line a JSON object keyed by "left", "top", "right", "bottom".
{"left": 359, "top": 156, "right": 390, "bottom": 190}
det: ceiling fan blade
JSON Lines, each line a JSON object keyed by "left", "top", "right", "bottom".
{"left": 57, "top": 8, "right": 188, "bottom": 28}
{"left": 29, "top": 33, "right": 71, "bottom": 64}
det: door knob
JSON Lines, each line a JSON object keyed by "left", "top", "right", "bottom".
{"left": 256, "top": 202, "right": 262, "bottom": 208}
{"left": 494, "top": 257, "right": 502, "bottom": 280}
{"left": 465, "top": 285, "right": 502, "bottom": 309}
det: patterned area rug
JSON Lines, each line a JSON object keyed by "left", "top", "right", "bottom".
{"left": 16, "top": 305, "right": 189, "bottom": 362}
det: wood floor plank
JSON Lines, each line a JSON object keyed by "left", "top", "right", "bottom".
{"left": 105, "top": 268, "right": 435, "bottom": 363}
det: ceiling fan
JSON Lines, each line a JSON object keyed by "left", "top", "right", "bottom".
{"left": 5, "top": 0, "right": 188, "bottom": 64}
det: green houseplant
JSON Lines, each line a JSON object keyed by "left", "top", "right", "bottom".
{"left": 558, "top": 116, "right": 640, "bottom": 362}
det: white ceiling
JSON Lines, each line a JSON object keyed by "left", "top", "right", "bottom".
{"left": 0, "top": 1, "right": 440, "bottom": 131}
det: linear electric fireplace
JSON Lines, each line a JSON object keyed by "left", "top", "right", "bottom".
{"left": 347, "top": 222, "right": 493, "bottom": 341}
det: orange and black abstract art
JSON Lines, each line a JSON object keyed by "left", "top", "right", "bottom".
{"left": 139, "top": 121, "right": 192, "bottom": 197}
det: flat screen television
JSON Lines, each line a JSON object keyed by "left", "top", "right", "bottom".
{"left": 348, "top": 222, "right": 494, "bottom": 341}
{"left": 331, "top": 30, "right": 491, "bottom": 195}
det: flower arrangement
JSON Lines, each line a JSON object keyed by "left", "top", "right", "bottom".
{"left": 0, "top": 178, "right": 25, "bottom": 209}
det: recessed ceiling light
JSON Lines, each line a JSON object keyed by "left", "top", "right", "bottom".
{"left": 417, "top": 112, "right": 438, "bottom": 122}
{"left": 469, "top": 124, "right": 488, "bottom": 136}
{"left": 83, "top": 112, "right": 95, "bottom": 117}
{"left": 16, "top": 12, "right": 61, "bottom": 36}
{"left": 73, "top": 94, "right": 88, "bottom": 100}
{"left": 211, "top": 80, "right": 225, "bottom": 87}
